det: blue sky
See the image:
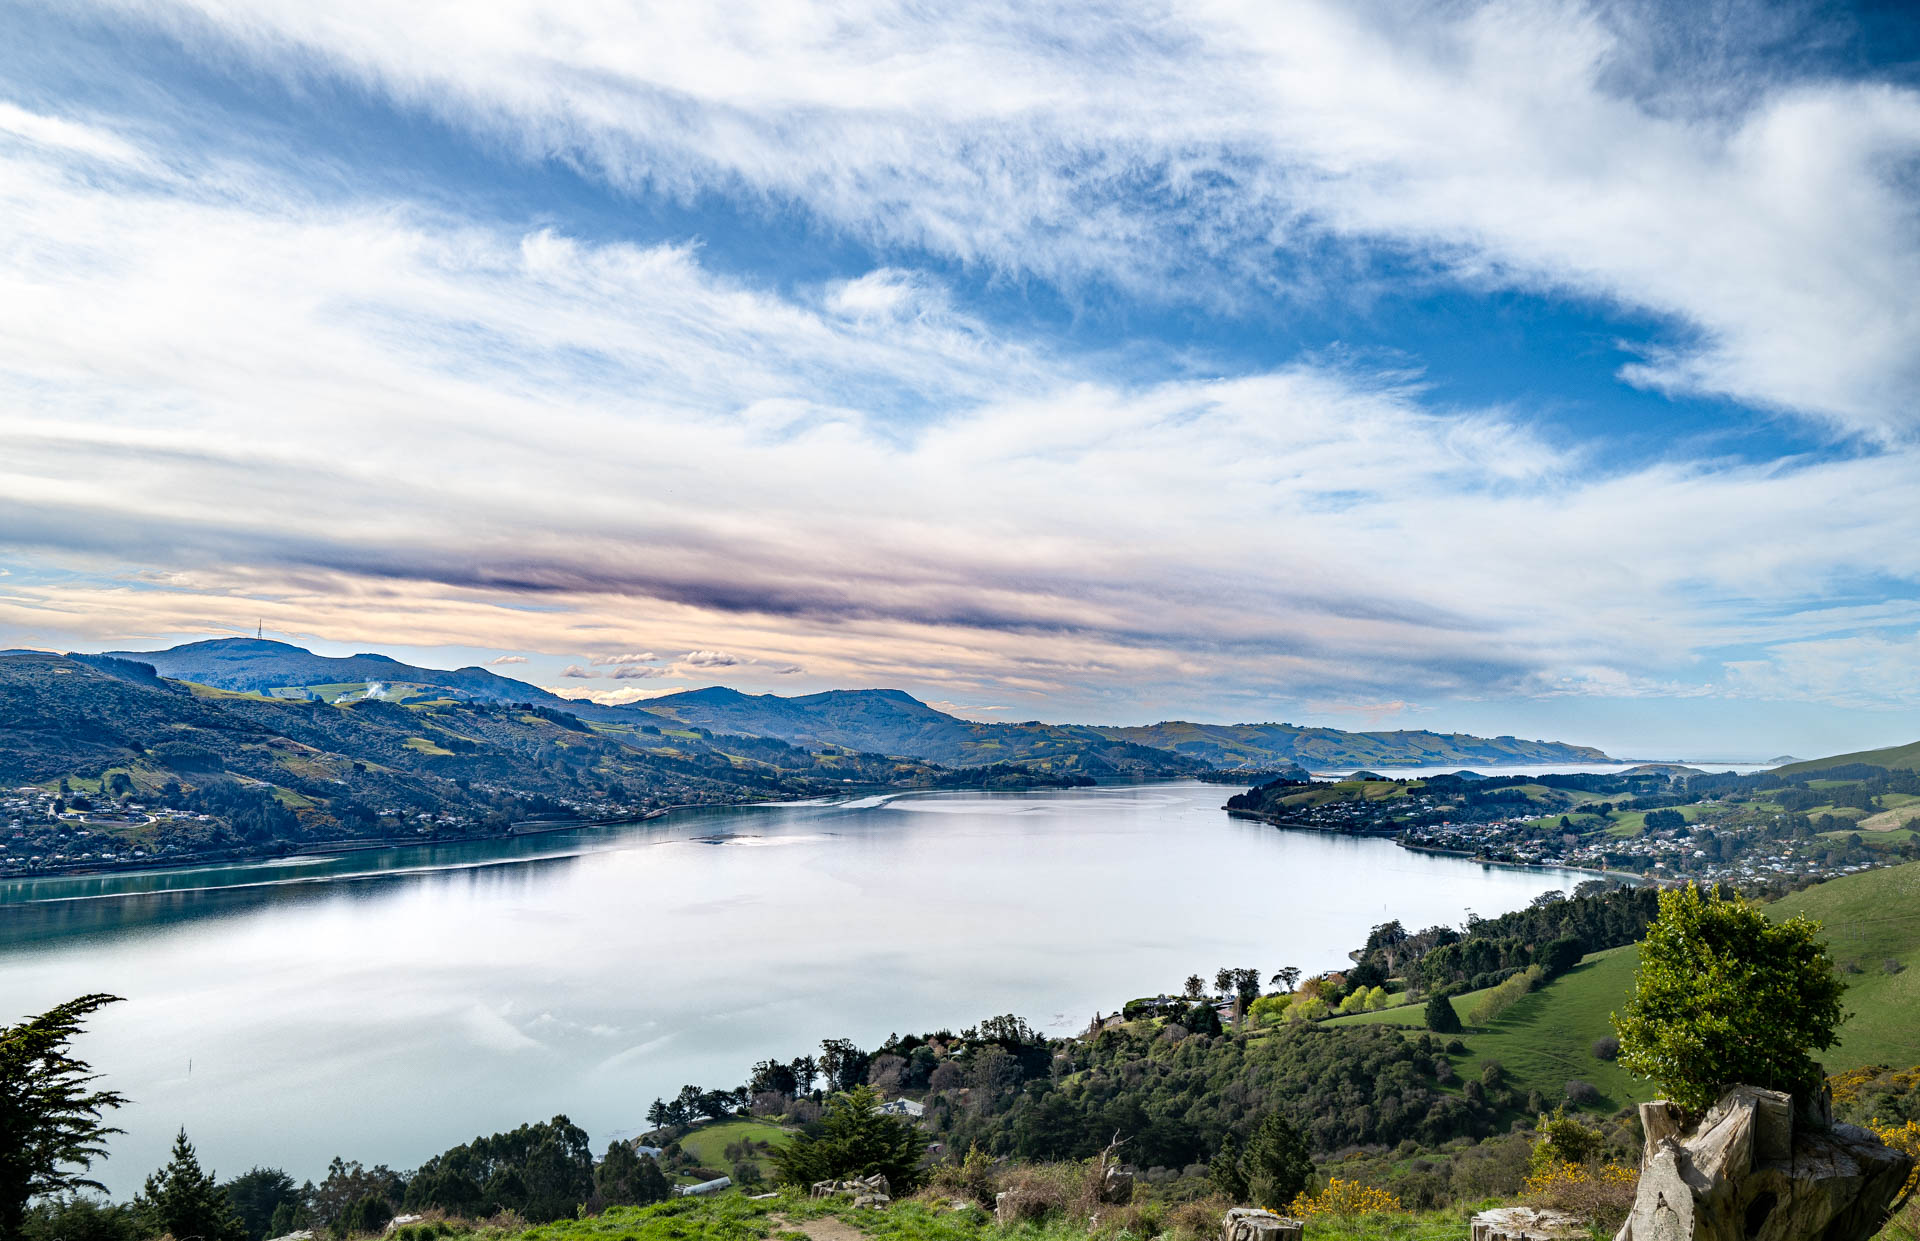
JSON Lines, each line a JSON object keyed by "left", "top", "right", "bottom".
{"left": 2, "top": 0, "right": 1919, "bottom": 760}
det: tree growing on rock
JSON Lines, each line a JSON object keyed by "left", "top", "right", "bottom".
{"left": 1612, "top": 884, "right": 1845, "bottom": 1114}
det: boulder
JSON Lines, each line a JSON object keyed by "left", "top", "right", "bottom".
{"left": 1221, "top": 1206, "right": 1304, "bottom": 1241}
{"left": 1470, "top": 1207, "right": 1588, "bottom": 1241}
{"left": 812, "top": 1173, "right": 892, "bottom": 1207}
{"left": 1614, "top": 1085, "right": 1915, "bottom": 1241}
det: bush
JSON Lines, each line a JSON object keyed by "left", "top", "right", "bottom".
{"left": 1565, "top": 1080, "right": 1601, "bottom": 1107}
{"left": 1522, "top": 1160, "right": 1639, "bottom": 1233}
{"left": 1613, "top": 885, "right": 1846, "bottom": 1112}
{"left": 1286, "top": 1178, "right": 1404, "bottom": 1217}
{"left": 1468, "top": 965, "right": 1544, "bottom": 1026}
{"left": 1424, "top": 992, "right": 1463, "bottom": 1034}
{"left": 769, "top": 1086, "right": 923, "bottom": 1192}
{"left": 1591, "top": 1037, "right": 1620, "bottom": 1061}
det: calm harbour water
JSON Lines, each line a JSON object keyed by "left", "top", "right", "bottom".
{"left": 1, "top": 781, "right": 1595, "bottom": 1195}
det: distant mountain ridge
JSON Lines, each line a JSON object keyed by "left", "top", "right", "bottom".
{"left": 91, "top": 638, "right": 1615, "bottom": 772}
{"left": 102, "top": 638, "right": 668, "bottom": 725}
{"left": 1091, "top": 719, "right": 1613, "bottom": 770}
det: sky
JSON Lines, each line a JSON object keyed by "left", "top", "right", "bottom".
{"left": 2, "top": 0, "right": 1919, "bottom": 760}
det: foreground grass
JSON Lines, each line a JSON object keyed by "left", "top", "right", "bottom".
{"left": 489, "top": 1193, "right": 1489, "bottom": 1241}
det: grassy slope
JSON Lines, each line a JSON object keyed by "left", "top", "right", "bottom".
{"left": 1778, "top": 741, "right": 1920, "bottom": 776}
{"left": 1326, "top": 861, "right": 1920, "bottom": 1106}
{"left": 676, "top": 1118, "right": 794, "bottom": 1182}
{"left": 493, "top": 1189, "right": 1476, "bottom": 1241}
{"left": 1768, "top": 863, "right": 1920, "bottom": 1068}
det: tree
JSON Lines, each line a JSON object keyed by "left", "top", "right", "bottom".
{"left": 1613, "top": 884, "right": 1846, "bottom": 1113}
{"left": 1208, "top": 1134, "right": 1247, "bottom": 1202}
{"left": 136, "top": 1130, "right": 247, "bottom": 1241}
{"left": 1424, "top": 991, "right": 1463, "bottom": 1034}
{"left": 1243, "top": 1112, "right": 1313, "bottom": 1210}
{"left": 594, "top": 1143, "right": 669, "bottom": 1209}
{"left": 1, "top": 994, "right": 127, "bottom": 1241}
{"left": 220, "top": 1168, "right": 301, "bottom": 1241}
{"left": 1183, "top": 975, "right": 1205, "bottom": 1000}
{"left": 1270, "top": 966, "right": 1301, "bottom": 993}
{"left": 770, "top": 1086, "right": 923, "bottom": 1191}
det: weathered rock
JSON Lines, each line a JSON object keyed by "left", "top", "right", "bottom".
{"left": 1221, "top": 1206, "right": 1304, "bottom": 1241}
{"left": 813, "top": 1174, "right": 892, "bottom": 1206}
{"left": 1615, "top": 1084, "right": 1915, "bottom": 1241}
{"left": 384, "top": 1216, "right": 425, "bottom": 1233}
{"left": 1102, "top": 1164, "right": 1136, "bottom": 1205}
{"left": 1470, "top": 1206, "right": 1588, "bottom": 1241}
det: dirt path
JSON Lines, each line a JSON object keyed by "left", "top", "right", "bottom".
{"left": 766, "top": 1213, "right": 867, "bottom": 1241}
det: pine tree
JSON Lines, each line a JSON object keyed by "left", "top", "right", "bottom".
{"left": 1243, "top": 1112, "right": 1313, "bottom": 1210}
{"left": 137, "top": 1130, "right": 247, "bottom": 1241}
{"left": 1424, "top": 991, "right": 1463, "bottom": 1034}
{"left": 770, "top": 1085, "right": 921, "bottom": 1191}
{"left": 0, "top": 994, "right": 127, "bottom": 1241}
{"left": 594, "top": 1142, "right": 670, "bottom": 1208}
{"left": 1207, "top": 1134, "right": 1248, "bottom": 1202}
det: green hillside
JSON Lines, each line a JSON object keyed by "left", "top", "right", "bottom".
{"left": 1769, "top": 862, "right": 1920, "bottom": 1068}
{"left": 1777, "top": 739, "right": 1920, "bottom": 776}
{"left": 1328, "top": 862, "right": 1920, "bottom": 1108}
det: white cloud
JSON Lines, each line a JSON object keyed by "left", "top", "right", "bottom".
{"left": 74, "top": 0, "right": 1920, "bottom": 432}
{"left": 591, "top": 652, "right": 660, "bottom": 665}
{"left": 3, "top": 100, "right": 1920, "bottom": 718}
{"left": 487, "top": 654, "right": 528, "bottom": 665}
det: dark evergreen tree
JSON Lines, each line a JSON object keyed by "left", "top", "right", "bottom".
{"left": 771, "top": 1086, "right": 922, "bottom": 1191}
{"left": 220, "top": 1168, "right": 300, "bottom": 1241}
{"left": 136, "top": 1130, "right": 247, "bottom": 1241}
{"left": 1208, "top": 1134, "right": 1248, "bottom": 1202}
{"left": 1243, "top": 1112, "right": 1313, "bottom": 1209}
{"left": 592, "top": 1142, "right": 670, "bottom": 1208}
{"left": 1, "top": 995, "right": 127, "bottom": 1241}
{"left": 1424, "top": 992, "right": 1463, "bottom": 1034}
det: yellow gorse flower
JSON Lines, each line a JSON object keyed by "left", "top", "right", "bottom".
{"left": 1870, "top": 1118, "right": 1920, "bottom": 1199}
{"left": 1285, "top": 1178, "right": 1404, "bottom": 1218}
{"left": 1522, "top": 1160, "right": 1638, "bottom": 1196}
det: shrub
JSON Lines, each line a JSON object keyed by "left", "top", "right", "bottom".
{"left": 1286, "top": 1178, "right": 1403, "bottom": 1218}
{"left": 1468, "top": 965, "right": 1544, "bottom": 1026}
{"left": 1613, "top": 884, "right": 1845, "bottom": 1113}
{"left": 1565, "top": 1080, "right": 1601, "bottom": 1107}
{"left": 769, "top": 1086, "right": 923, "bottom": 1191}
{"left": 1591, "top": 1037, "right": 1620, "bottom": 1061}
{"left": 1522, "top": 1160, "right": 1639, "bottom": 1233}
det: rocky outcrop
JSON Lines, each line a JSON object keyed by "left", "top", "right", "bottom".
{"left": 1221, "top": 1206, "right": 1303, "bottom": 1241}
{"left": 811, "top": 1173, "right": 892, "bottom": 1209}
{"left": 1101, "top": 1164, "right": 1135, "bottom": 1204}
{"left": 1615, "top": 1085, "right": 1915, "bottom": 1241}
{"left": 1470, "top": 1207, "right": 1587, "bottom": 1241}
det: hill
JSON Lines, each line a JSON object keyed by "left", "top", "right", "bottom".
{"left": 1777, "top": 739, "right": 1920, "bottom": 777}
{"left": 1093, "top": 719, "right": 1612, "bottom": 770}
{"left": 0, "top": 652, "right": 1067, "bottom": 876}
{"left": 99, "top": 638, "right": 668, "bottom": 724}
{"left": 1329, "top": 862, "right": 1920, "bottom": 1110}
{"left": 1768, "top": 862, "right": 1920, "bottom": 1068}
{"left": 637, "top": 686, "right": 1206, "bottom": 777}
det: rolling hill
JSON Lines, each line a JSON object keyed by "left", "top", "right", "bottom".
{"left": 1329, "top": 861, "right": 1920, "bottom": 1111}
{"left": 1777, "top": 739, "right": 1920, "bottom": 777}
{"left": 1092, "top": 719, "right": 1613, "bottom": 770}
{"left": 76, "top": 639, "right": 1615, "bottom": 775}
{"left": 0, "top": 652, "right": 1038, "bottom": 875}
{"left": 639, "top": 685, "right": 1206, "bottom": 776}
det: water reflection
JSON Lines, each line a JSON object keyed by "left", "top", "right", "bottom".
{"left": 1, "top": 782, "right": 1593, "bottom": 1197}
